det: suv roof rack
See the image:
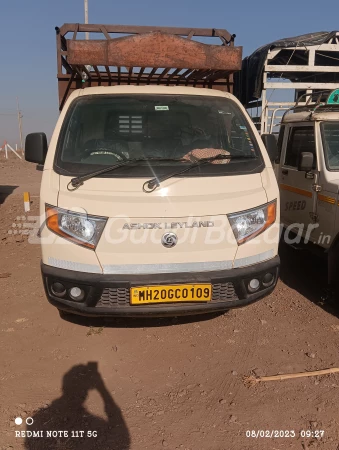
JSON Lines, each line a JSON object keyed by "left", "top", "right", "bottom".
{"left": 282, "top": 88, "right": 339, "bottom": 119}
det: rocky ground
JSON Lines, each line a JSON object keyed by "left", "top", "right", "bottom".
{"left": 1, "top": 157, "right": 339, "bottom": 450}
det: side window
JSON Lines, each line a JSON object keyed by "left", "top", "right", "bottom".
{"left": 284, "top": 126, "right": 316, "bottom": 168}
{"left": 276, "top": 125, "right": 285, "bottom": 163}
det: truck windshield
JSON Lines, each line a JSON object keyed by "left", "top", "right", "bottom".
{"left": 322, "top": 122, "right": 339, "bottom": 170}
{"left": 55, "top": 94, "right": 261, "bottom": 177}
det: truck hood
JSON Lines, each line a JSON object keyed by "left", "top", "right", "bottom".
{"left": 58, "top": 173, "right": 267, "bottom": 217}
{"left": 57, "top": 173, "right": 269, "bottom": 273}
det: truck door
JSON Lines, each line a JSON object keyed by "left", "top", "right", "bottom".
{"left": 279, "top": 124, "right": 317, "bottom": 240}
{"left": 273, "top": 125, "right": 285, "bottom": 178}
{"left": 311, "top": 122, "right": 338, "bottom": 248}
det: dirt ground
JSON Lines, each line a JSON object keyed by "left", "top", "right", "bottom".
{"left": 1, "top": 157, "right": 339, "bottom": 450}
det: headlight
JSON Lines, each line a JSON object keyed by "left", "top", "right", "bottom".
{"left": 45, "top": 205, "right": 107, "bottom": 249}
{"left": 228, "top": 200, "right": 276, "bottom": 245}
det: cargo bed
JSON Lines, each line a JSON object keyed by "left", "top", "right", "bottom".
{"left": 56, "top": 23, "right": 242, "bottom": 110}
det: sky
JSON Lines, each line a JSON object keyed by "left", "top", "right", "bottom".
{"left": 0, "top": 0, "right": 338, "bottom": 146}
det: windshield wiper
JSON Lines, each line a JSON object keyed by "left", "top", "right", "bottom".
{"left": 67, "top": 157, "right": 187, "bottom": 191}
{"left": 143, "top": 154, "right": 256, "bottom": 193}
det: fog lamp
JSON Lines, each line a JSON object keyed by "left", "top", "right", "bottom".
{"left": 248, "top": 278, "right": 260, "bottom": 293}
{"left": 69, "top": 287, "right": 84, "bottom": 301}
{"left": 262, "top": 273, "right": 274, "bottom": 287}
{"left": 51, "top": 282, "right": 66, "bottom": 297}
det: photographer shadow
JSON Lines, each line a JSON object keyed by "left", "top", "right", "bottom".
{"left": 24, "top": 363, "right": 130, "bottom": 450}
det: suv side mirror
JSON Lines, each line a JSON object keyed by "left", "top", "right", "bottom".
{"left": 261, "top": 134, "right": 278, "bottom": 162}
{"left": 25, "top": 133, "right": 48, "bottom": 164}
{"left": 298, "top": 152, "right": 314, "bottom": 172}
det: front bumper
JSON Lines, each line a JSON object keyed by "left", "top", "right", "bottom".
{"left": 41, "top": 256, "right": 279, "bottom": 317}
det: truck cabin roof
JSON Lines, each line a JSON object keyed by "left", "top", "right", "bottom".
{"left": 282, "top": 110, "right": 339, "bottom": 123}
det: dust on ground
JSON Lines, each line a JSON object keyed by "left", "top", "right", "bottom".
{"left": 1, "top": 157, "right": 339, "bottom": 450}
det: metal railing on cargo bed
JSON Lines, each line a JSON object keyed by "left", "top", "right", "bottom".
{"left": 56, "top": 23, "right": 242, "bottom": 110}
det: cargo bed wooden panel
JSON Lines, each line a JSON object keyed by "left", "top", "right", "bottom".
{"left": 67, "top": 32, "right": 241, "bottom": 71}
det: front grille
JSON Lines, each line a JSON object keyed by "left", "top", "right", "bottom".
{"left": 98, "top": 288, "right": 129, "bottom": 307}
{"left": 96, "top": 282, "right": 238, "bottom": 308}
{"left": 212, "top": 282, "right": 239, "bottom": 302}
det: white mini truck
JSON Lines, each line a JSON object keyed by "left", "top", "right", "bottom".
{"left": 276, "top": 89, "right": 339, "bottom": 292}
{"left": 25, "top": 24, "right": 280, "bottom": 317}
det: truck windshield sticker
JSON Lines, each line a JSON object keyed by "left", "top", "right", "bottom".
{"left": 155, "top": 106, "right": 169, "bottom": 111}
{"left": 241, "top": 128, "right": 255, "bottom": 151}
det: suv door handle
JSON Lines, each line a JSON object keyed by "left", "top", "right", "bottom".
{"left": 282, "top": 169, "right": 288, "bottom": 175}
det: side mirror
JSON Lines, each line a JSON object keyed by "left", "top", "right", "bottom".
{"left": 25, "top": 133, "right": 48, "bottom": 165}
{"left": 298, "top": 152, "right": 314, "bottom": 172}
{"left": 261, "top": 133, "right": 278, "bottom": 162}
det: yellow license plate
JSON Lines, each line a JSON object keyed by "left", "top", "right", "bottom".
{"left": 130, "top": 284, "right": 212, "bottom": 305}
